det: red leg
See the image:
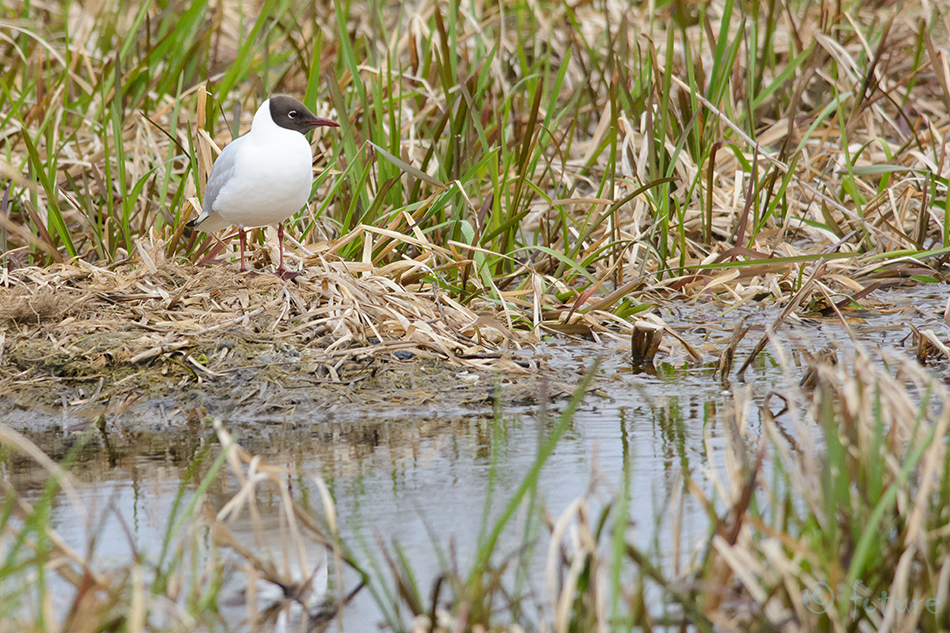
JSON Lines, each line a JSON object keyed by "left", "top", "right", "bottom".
{"left": 277, "top": 222, "right": 285, "bottom": 276}
{"left": 275, "top": 222, "right": 301, "bottom": 280}
{"left": 238, "top": 227, "right": 248, "bottom": 272}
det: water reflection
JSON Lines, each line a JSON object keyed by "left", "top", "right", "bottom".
{"left": 7, "top": 378, "right": 731, "bottom": 628}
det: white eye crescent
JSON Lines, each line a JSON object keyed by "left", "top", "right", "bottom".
{"left": 288, "top": 110, "right": 297, "bottom": 118}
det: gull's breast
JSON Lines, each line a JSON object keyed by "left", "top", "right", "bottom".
{"left": 212, "top": 132, "right": 314, "bottom": 229}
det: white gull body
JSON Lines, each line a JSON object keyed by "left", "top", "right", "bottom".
{"left": 195, "top": 99, "right": 314, "bottom": 232}
{"left": 189, "top": 95, "right": 339, "bottom": 277}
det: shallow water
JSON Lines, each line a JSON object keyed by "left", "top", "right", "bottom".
{"left": 3, "top": 286, "right": 947, "bottom": 629}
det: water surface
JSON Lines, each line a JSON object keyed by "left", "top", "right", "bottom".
{"left": 3, "top": 286, "right": 943, "bottom": 629}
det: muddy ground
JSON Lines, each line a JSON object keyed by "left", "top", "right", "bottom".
{"left": 0, "top": 261, "right": 589, "bottom": 445}
{"left": 0, "top": 334, "right": 587, "bottom": 480}
{"left": 0, "top": 349, "right": 574, "bottom": 430}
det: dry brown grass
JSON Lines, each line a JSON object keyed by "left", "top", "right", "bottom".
{"left": 0, "top": 231, "right": 546, "bottom": 406}
{"left": 0, "top": 286, "right": 77, "bottom": 324}
{"left": 3, "top": 0, "right": 948, "bottom": 328}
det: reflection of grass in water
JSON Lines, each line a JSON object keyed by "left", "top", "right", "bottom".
{"left": 0, "top": 420, "right": 364, "bottom": 631}
{"left": 3, "top": 348, "right": 950, "bottom": 629}
{"left": 349, "top": 347, "right": 950, "bottom": 631}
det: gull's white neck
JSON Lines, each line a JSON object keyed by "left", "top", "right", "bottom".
{"left": 250, "top": 99, "right": 277, "bottom": 135}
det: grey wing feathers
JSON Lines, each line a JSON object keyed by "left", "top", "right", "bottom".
{"left": 194, "top": 139, "right": 241, "bottom": 232}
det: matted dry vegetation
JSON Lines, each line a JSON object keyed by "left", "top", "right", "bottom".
{"left": 0, "top": 238, "right": 545, "bottom": 411}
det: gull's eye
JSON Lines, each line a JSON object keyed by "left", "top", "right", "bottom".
{"left": 288, "top": 110, "right": 298, "bottom": 119}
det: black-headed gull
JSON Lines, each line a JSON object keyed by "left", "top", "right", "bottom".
{"left": 188, "top": 95, "right": 339, "bottom": 278}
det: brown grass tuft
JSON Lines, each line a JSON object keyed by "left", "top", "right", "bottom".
{"left": 0, "top": 287, "right": 77, "bottom": 324}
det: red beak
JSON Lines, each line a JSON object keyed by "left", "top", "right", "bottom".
{"left": 310, "top": 117, "right": 340, "bottom": 128}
